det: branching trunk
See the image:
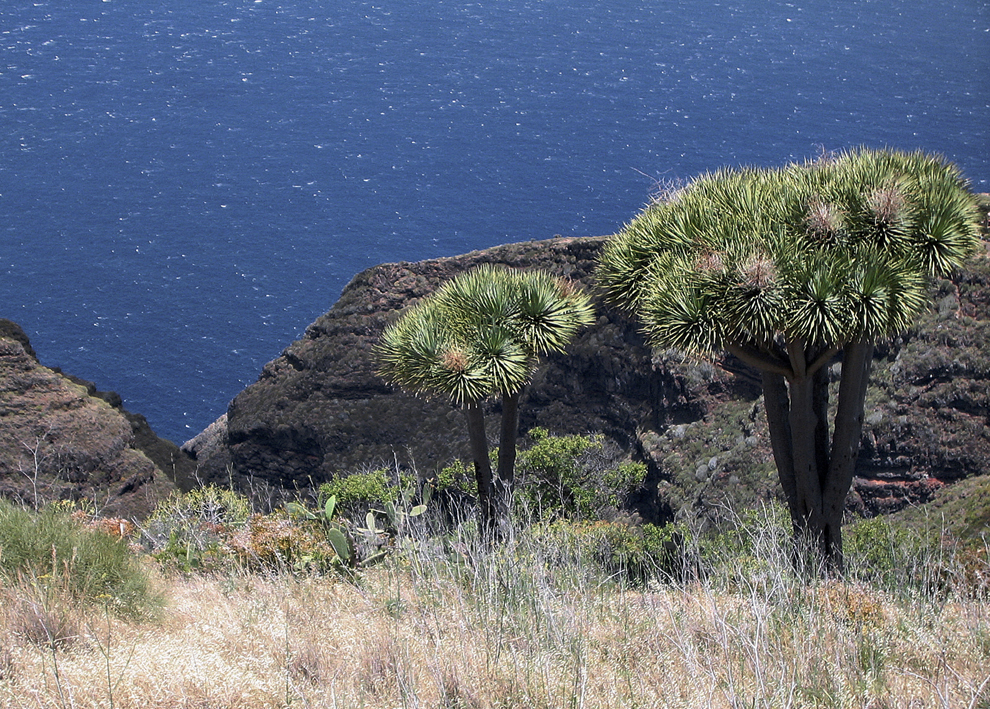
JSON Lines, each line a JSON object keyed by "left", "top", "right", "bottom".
{"left": 757, "top": 340, "right": 867, "bottom": 575}
{"left": 464, "top": 401, "right": 495, "bottom": 538}
{"left": 786, "top": 374, "right": 824, "bottom": 524}
{"left": 823, "top": 339, "right": 875, "bottom": 570}
{"left": 761, "top": 370, "right": 801, "bottom": 528}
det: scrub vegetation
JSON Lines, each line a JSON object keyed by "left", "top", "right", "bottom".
{"left": 1, "top": 153, "right": 987, "bottom": 707}
{"left": 1, "top": 449, "right": 988, "bottom": 708}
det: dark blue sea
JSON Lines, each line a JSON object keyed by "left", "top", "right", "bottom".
{"left": 1, "top": 0, "right": 987, "bottom": 443}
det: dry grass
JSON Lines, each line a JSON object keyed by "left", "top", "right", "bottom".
{"left": 1, "top": 528, "right": 988, "bottom": 709}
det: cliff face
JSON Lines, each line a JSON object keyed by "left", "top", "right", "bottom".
{"left": 187, "top": 204, "right": 990, "bottom": 521}
{"left": 0, "top": 319, "right": 196, "bottom": 518}
{"left": 189, "top": 238, "right": 708, "bottom": 518}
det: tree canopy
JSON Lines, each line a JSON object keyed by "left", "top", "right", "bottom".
{"left": 598, "top": 149, "right": 980, "bottom": 362}
{"left": 377, "top": 264, "right": 594, "bottom": 404}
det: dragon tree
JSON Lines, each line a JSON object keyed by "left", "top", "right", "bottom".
{"left": 376, "top": 264, "right": 594, "bottom": 536}
{"left": 596, "top": 148, "right": 982, "bottom": 572}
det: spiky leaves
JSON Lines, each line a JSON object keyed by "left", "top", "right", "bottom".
{"left": 598, "top": 148, "right": 980, "bottom": 359}
{"left": 377, "top": 265, "right": 594, "bottom": 537}
{"left": 377, "top": 265, "right": 594, "bottom": 406}
{"left": 597, "top": 148, "right": 982, "bottom": 573}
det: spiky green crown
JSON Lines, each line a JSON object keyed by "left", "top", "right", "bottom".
{"left": 376, "top": 264, "right": 595, "bottom": 405}
{"left": 596, "top": 148, "right": 981, "bottom": 359}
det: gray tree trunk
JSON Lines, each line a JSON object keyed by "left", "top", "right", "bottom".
{"left": 755, "top": 340, "right": 873, "bottom": 574}
{"left": 495, "top": 390, "right": 521, "bottom": 519}
{"left": 464, "top": 401, "right": 495, "bottom": 538}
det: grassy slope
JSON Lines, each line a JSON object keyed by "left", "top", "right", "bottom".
{"left": 886, "top": 473, "right": 990, "bottom": 543}
{"left": 2, "top": 529, "right": 988, "bottom": 709}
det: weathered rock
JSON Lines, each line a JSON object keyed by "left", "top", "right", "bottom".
{"left": 192, "top": 238, "right": 723, "bottom": 520}
{"left": 0, "top": 319, "right": 195, "bottom": 518}
{"left": 6, "top": 200, "right": 987, "bottom": 523}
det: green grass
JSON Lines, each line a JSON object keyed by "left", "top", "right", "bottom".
{"left": 0, "top": 499, "right": 162, "bottom": 620}
{"left": 894, "top": 474, "right": 990, "bottom": 539}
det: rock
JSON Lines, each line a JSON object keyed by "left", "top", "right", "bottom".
{"left": 200, "top": 237, "right": 726, "bottom": 521}
{"left": 0, "top": 320, "right": 194, "bottom": 518}
{"left": 181, "top": 414, "right": 230, "bottom": 484}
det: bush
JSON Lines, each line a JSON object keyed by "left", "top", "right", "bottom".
{"left": 843, "top": 515, "right": 972, "bottom": 597}
{"left": 531, "top": 519, "right": 686, "bottom": 583}
{"left": 514, "top": 428, "right": 647, "bottom": 520}
{"left": 0, "top": 499, "right": 160, "bottom": 619}
{"left": 143, "top": 486, "right": 371, "bottom": 575}
{"left": 226, "top": 511, "right": 344, "bottom": 573}
{"left": 434, "top": 459, "right": 476, "bottom": 497}
{"left": 148, "top": 485, "right": 252, "bottom": 528}
{"left": 141, "top": 485, "right": 254, "bottom": 573}
{"left": 697, "top": 503, "right": 792, "bottom": 564}
{"left": 319, "top": 469, "right": 414, "bottom": 519}
{"left": 428, "top": 430, "right": 647, "bottom": 523}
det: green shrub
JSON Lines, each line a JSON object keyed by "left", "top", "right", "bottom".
{"left": 698, "top": 503, "right": 791, "bottom": 564}
{"left": 531, "top": 518, "right": 686, "bottom": 583}
{"left": 319, "top": 469, "right": 414, "bottom": 518}
{"left": 429, "top": 430, "right": 647, "bottom": 522}
{"left": 514, "top": 428, "right": 647, "bottom": 520}
{"left": 434, "top": 459, "right": 476, "bottom": 497}
{"left": 0, "top": 500, "right": 161, "bottom": 619}
{"left": 141, "top": 485, "right": 253, "bottom": 573}
{"left": 148, "top": 485, "right": 252, "bottom": 528}
{"left": 844, "top": 516, "right": 945, "bottom": 593}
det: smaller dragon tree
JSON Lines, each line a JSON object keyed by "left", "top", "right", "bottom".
{"left": 597, "top": 148, "right": 982, "bottom": 573}
{"left": 376, "top": 264, "right": 595, "bottom": 536}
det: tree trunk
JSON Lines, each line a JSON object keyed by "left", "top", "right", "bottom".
{"left": 786, "top": 375, "right": 824, "bottom": 524}
{"left": 822, "top": 340, "right": 875, "bottom": 571}
{"left": 757, "top": 341, "right": 864, "bottom": 575}
{"left": 495, "top": 390, "right": 521, "bottom": 519}
{"left": 464, "top": 401, "right": 495, "bottom": 538}
{"left": 812, "top": 365, "right": 830, "bottom": 490}
{"left": 761, "top": 370, "right": 801, "bottom": 528}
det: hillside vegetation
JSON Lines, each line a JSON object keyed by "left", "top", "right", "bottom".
{"left": 0, "top": 487, "right": 988, "bottom": 708}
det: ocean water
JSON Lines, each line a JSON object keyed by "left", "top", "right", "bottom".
{"left": 1, "top": 0, "right": 987, "bottom": 443}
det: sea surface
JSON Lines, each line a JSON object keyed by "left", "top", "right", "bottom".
{"left": 1, "top": 0, "right": 987, "bottom": 443}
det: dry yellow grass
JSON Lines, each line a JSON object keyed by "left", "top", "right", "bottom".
{"left": 1, "top": 551, "right": 988, "bottom": 709}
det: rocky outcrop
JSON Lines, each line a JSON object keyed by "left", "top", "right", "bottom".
{"left": 0, "top": 320, "right": 196, "bottom": 518}
{"left": 187, "top": 237, "right": 713, "bottom": 521}
{"left": 188, "top": 197, "right": 990, "bottom": 521}
{"left": 850, "top": 263, "right": 990, "bottom": 514}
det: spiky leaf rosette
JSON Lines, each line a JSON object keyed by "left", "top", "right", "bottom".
{"left": 376, "top": 265, "right": 594, "bottom": 405}
{"left": 376, "top": 301, "right": 509, "bottom": 405}
{"left": 597, "top": 148, "right": 981, "bottom": 359}
{"left": 512, "top": 271, "right": 596, "bottom": 355}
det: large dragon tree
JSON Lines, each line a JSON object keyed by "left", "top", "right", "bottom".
{"left": 597, "top": 148, "right": 982, "bottom": 572}
{"left": 376, "top": 264, "right": 594, "bottom": 534}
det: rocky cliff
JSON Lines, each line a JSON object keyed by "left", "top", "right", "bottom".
{"left": 186, "top": 197, "right": 990, "bottom": 522}
{"left": 185, "top": 237, "right": 702, "bottom": 519}
{"left": 0, "top": 319, "right": 197, "bottom": 518}
{"left": 4, "top": 199, "right": 984, "bottom": 523}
